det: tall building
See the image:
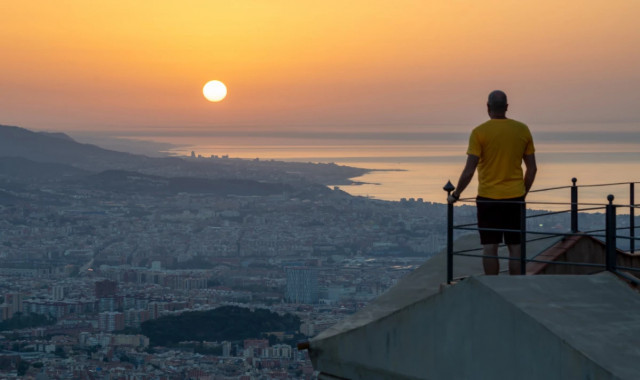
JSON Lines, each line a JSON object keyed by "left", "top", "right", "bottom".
{"left": 124, "top": 309, "right": 150, "bottom": 328}
{"left": 52, "top": 286, "right": 66, "bottom": 301}
{"left": 4, "top": 293, "right": 23, "bottom": 318}
{"left": 0, "top": 305, "right": 11, "bottom": 321}
{"left": 98, "top": 297, "right": 120, "bottom": 312}
{"left": 98, "top": 311, "right": 124, "bottom": 332}
{"left": 147, "top": 301, "right": 167, "bottom": 319}
{"left": 285, "top": 267, "right": 318, "bottom": 304}
{"left": 222, "top": 341, "right": 232, "bottom": 357}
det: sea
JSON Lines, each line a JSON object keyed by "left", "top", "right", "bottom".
{"left": 118, "top": 122, "right": 640, "bottom": 212}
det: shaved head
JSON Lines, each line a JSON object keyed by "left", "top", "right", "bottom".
{"left": 487, "top": 90, "right": 508, "bottom": 112}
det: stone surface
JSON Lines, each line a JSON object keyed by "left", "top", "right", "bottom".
{"left": 310, "top": 235, "right": 640, "bottom": 380}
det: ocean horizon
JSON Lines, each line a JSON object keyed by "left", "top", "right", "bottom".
{"left": 95, "top": 123, "right": 640, "bottom": 208}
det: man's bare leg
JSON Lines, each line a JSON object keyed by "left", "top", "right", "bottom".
{"left": 507, "top": 244, "right": 522, "bottom": 275}
{"left": 482, "top": 244, "right": 499, "bottom": 275}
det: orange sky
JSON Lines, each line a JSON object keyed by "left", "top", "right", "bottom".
{"left": 1, "top": 0, "right": 639, "bottom": 133}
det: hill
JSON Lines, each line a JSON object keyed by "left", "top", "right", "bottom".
{"left": 0, "top": 124, "right": 368, "bottom": 188}
{"left": 0, "top": 157, "right": 88, "bottom": 182}
{"left": 140, "top": 306, "right": 301, "bottom": 346}
{"left": 0, "top": 124, "right": 160, "bottom": 172}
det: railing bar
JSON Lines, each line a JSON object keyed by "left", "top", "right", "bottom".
{"left": 529, "top": 185, "right": 572, "bottom": 192}
{"left": 446, "top": 189, "right": 454, "bottom": 284}
{"left": 455, "top": 226, "right": 491, "bottom": 232}
{"left": 455, "top": 200, "right": 638, "bottom": 208}
{"left": 525, "top": 202, "right": 607, "bottom": 207}
{"left": 451, "top": 236, "right": 559, "bottom": 256}
{"left": 456, "top": 226, "right": 546, "bottom": 233}
{"left": 610, "top": 235, "right": 640, "bottom": 241}
{"left": 616, "top": 265, "right": 640, "bottom": 273}
{"left": 581, "top": 228, "right": 606, "bottom": 234}
{"left": 605, "top": 197, "right": 616, "bottom": 271}
{"left": 614, "top": 226, "right": 640, "bottom": 231}
{"left": 452, "top": 252, "right": 608, "bottom": 269}
{"left": 453, "top": 222, "right": 479, "bottom": 228}
{"left": 454, "top": 226, "right": 607, "bottom": 239}
{"left": 453, "top": 252, "right": 520, "bottom": 261}
{"left": 525, "top": 235, "right": 561, "bottom": 243}
{"left": 526, "top": 258, "right": 606, "bottom": 268}
{"left": 455, "top": 205, "right": 604, "bottom": 222}
{"left": 455, "top": 199, "right": 610, "bottom": 207}
{"left": 571, "top": 178, "right": 578, "bottom": 232}
{"left": 454, "top": 225, "right": 637, "bottom": 233}
{"left": 630, "top": 182, "right": 635, "bottom": 253}
{"left": 527, "top": 209, "right": 572, "bottom": 218}
{"left": 579, "top": 182, "right": 638, "bottom": 188}
{"left": 455, "top": 206, "right": 602, "bottom": 221}
{"left": 520, "top": 202, "right": 527, "bottom": 274}
{"left": 453, "top": 247, "right": 486, "bottom": 254}
{"left": 576, "top": 206, "right": 607, "bottom": 212}
{"left": 525, "top": 230, "right": 607, "bottom": 238}
{"left": 613, "top": 270, "right": 640, "bottom": 285}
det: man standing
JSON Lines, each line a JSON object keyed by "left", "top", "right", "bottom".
{"left": 448, "top": 90, "right": 537, "bottom": 275}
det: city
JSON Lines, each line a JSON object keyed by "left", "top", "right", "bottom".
{"left": 0, "top": 125, "right": 623, "bottom": 378}
{"left": 0, "top": 125, "right": 461, "bottom": 379}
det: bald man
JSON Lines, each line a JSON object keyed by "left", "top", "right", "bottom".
{"left": 448, "top": 90, "right": 537, "bottom": 275}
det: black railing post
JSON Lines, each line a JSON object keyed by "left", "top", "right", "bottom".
{"left": 605, "top": 194, "right": 617, "bottom": 272}
{"left": 444, "top": 181, "right": 455, "bottom": 284}
{"left": 630, "top": 182, "right": 635, "bottom": 254}
{"left": 520, "top": 201, "right": 527, "bottom": 275}
{"left": 571, "top": 177, "right": 578, "bottom": 233}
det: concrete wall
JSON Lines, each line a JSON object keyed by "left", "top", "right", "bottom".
{"left": 311, "top": 276, "right": 620, "bottom": 380}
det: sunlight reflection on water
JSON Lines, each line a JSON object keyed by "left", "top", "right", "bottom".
{"left": 131, "top": 130, "right": 640, "bottom": 209}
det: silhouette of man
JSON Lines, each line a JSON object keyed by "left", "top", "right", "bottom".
{"left": 448, "top": 90, "right": 537, "bottom": 275}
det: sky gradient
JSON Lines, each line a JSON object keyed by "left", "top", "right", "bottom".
{"left": 2, "top": 1, "right": 639, "bottom": 133}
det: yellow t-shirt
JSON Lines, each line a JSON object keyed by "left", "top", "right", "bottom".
{"left": 467, "top": 119, "right": 535, "bottom": 199}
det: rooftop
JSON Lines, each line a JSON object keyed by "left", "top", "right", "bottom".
{"left": 307, "top": 179, "right": 640, "bottom": 379}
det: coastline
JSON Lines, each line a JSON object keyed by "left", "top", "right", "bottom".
{"left": 70, "top": 129, "right": 640, "bottom": 204}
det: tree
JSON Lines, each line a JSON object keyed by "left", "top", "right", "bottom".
{"left": 141, "top": 306, "right": 301, "bottom": 347}
{"left": 54, "top": 346, "right": 66, "bottom": 358}
{"left": 17, "top": 361, "right": 29, "bottom": 376}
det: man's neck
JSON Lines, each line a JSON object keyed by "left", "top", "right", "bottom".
{"left": 489, "top": 112, "right": 507, "bottom": 119}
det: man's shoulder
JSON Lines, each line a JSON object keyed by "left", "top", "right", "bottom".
{"left": 506, "top": 119, "right": 529, "bottom": 129}
{"left": 473, "top": 119, "right": 530, "bottom": 131}
{"left": 471, "top": 120, "right": 491, "bottom": 135}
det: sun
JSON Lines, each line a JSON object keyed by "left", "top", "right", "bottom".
{"left": 203, "top": 80, "right": 227, "bottom": 102}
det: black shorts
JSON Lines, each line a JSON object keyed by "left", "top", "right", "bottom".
{"left": 476, "top": 196, "right": 524, "bottom": 245}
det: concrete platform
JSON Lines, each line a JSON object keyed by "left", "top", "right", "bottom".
{"left": 313, "top": 233, "right": 563, "bottom": 343}
{"left": 309, "top": 235, "right": 640, "bottom": 380}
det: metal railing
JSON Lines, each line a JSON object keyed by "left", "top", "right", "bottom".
{"left": 444, "top": 178, "right": 640, "bottom": 285}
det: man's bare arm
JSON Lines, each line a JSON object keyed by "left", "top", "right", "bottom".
{"left": 523, "top": 153, "right": 537, "bottom": 196}
{"left": 448, "top": 154, "right": 479, "bottom": 203}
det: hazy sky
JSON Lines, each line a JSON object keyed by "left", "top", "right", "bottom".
{"left": 1, "top": 1, "right": 639, "bottom": 134}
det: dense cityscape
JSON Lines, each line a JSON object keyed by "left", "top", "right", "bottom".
{"left": 0, "top": 125, "right": 460, "bottom": 379}
{"left": 0, "top": 125, "right": 619, "bottom": 379}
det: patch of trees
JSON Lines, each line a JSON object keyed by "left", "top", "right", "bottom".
{"left": 0, "top": 312, "right": 56, "bottom": 331}
{"left": 140, "top": 306, "right": 300, "bottom": 347}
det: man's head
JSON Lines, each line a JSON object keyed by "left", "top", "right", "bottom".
{"left": 487, "top": 90, "right": 508, "bottom": 115}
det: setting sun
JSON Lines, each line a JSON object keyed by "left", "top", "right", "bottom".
{"left": 203, "top": 80, "right": 227, "bottom": 102}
